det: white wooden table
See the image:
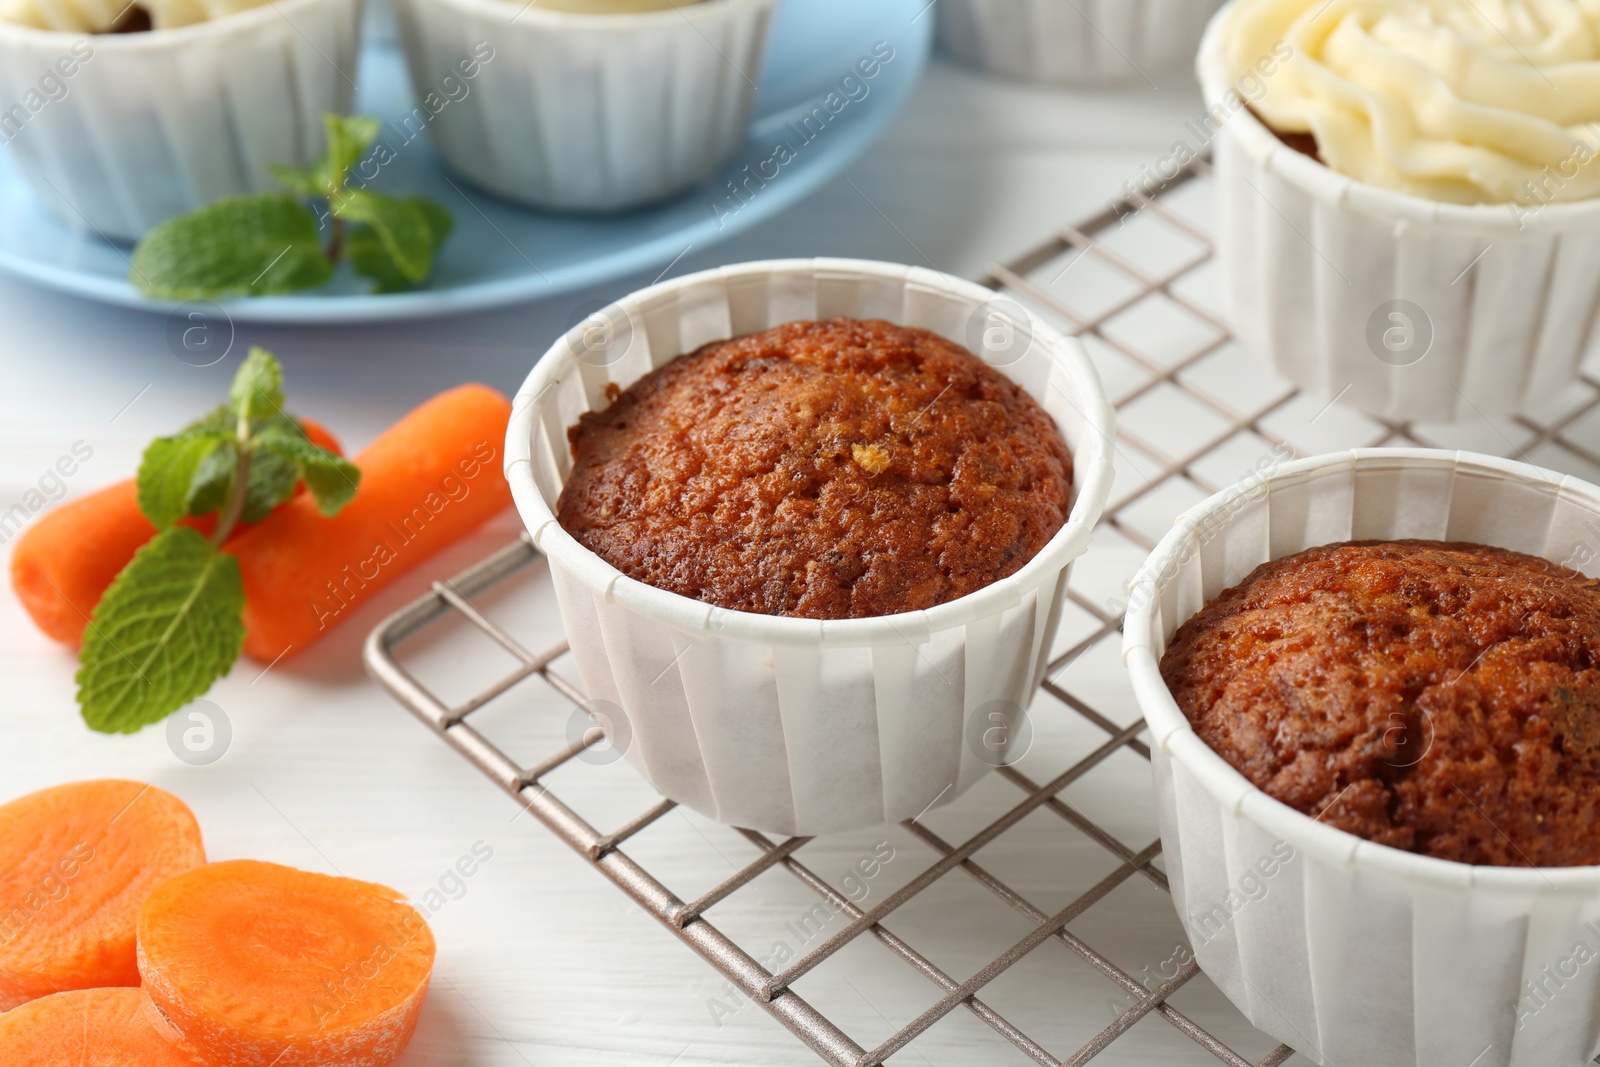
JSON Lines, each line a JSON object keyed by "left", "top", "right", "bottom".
{"left": 0, "top": 55, "right": 1237, "bottom": 1065}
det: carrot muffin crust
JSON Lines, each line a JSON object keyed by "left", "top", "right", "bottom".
{"left": 556, "top": 317, "right": 1073, "bottom": 620}
{"left": 1161, "top": 540, "right": 1600, "bottom": 867}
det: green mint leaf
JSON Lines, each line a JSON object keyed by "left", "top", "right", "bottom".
{"left": 269, "top": 163, "right": 325, "bottom": 198}
{"left": 334, "top": 188, "right": 434, "bottom": 282}
{"left": 76, "top": 527, "right": 245, "bottom": 734}
{"left": 348, "top": 197, "right": 451, "bottom": 293}
{"left": 344, "top": 194, "right": 453, "bottom": 292}
{"left": 137, "top": 431, "right": 231, "bottom": 529}
{"left": 324, "top": 113, "right": 380, "bottom": 189}
{"left": 296, "top": 453, "right": 361, "bottom": 516}
{"left": 273, "top": 115, "right": 379, "bottom": 200}
{"left": 231, "top": 346, "right": 285, "bottom": 425}
{"left": 412, "top": 198, "right": 454, "bottom": 247}
{"left": 344, "top": 230, "right": 409, "bottom": 294}
{"left": 183, "top": 438, "right": 238, "bottom": 518}
{"left": 184, "top": 404, "right": 235, "bottom": 436}
{"left": 130, "top": 194, "right": 333, "bottom": 300}
{"left": 252, "top": 412, "right": 315, "bottom": 447}
{"left": 242, "top": 443, "right": 300, "bottom": 523}
{"left": 257, "top": 428, "right": 361, "bottom": 516}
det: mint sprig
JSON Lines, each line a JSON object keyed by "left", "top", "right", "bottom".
{"left": 77, "top": 348, "right": 361, "bottom": 735}
{"left": 130, "top": 115, "right": 452, "bottom": 300}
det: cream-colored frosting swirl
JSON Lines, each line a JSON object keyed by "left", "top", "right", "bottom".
{"left": 0, "top": 0, "right": 271, "bottom": 31}
{"left": 1222, "top": 0, "right": 1600, "bottom": 204}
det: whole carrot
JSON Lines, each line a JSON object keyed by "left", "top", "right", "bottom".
{"left": 10, "top": 419, "right": 341, "bottom": 646}
{"left": 229, "top": 384, "right": 512, "bottom": 663}
{"left": 11, "top": 480, "right": 152, "bottom": 646}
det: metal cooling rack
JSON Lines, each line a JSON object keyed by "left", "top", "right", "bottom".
{"left": 364, "top": 156, "right": 1600, "bottom": 1067}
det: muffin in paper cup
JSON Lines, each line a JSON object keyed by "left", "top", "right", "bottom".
{"left": 1198, "top": 1, "right": 1600, "bottom": 423}
{"left": 0, "top": 0, "right": 363, "bottom": 242}
{"left": 392, "top": 0, "right": 775, "bottom": 213}
{"left": 504, "top": 258, "right": 1115, "bottom": 835}
{"left": 1123, "top": 448, "right": 1600, "bottom": 1067}
{"left": 938, "top": 0, "right": 1225, "bottom": 84}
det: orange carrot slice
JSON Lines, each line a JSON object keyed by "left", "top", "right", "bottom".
{"left": 0, "top": 780, "right": 206, "bottom": 1011}
{"left": 10, "top": 419, "right": 343, "bottom": 646}
{"left": 228, "top": 384, "right": 513, "bottom": 662}
{"left": 138, "top": 859, "right": 435, "bottom": 1067}
{"left": 0, "top": 987, "right": 206, "bottom": 1065}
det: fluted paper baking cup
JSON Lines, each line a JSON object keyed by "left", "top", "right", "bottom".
{"left": 0, "top": 0, "right": 361, "bottom": 241}
{"left": 938, "top": 0, "right": 1224, "bottom": 84}
{"left": 1123, "top": 448, "right": 1600, "bottom": 1067}
{"left": 505, "top": 258, "right": 1115, "bottom": 835}
{"left": 392, "top": 0, "right": 774, "bottom": 213}
{"left": 1198, "top": 3, "right": 1600, "bottom": 423}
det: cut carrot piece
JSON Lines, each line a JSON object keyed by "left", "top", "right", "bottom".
{"left": 0, "top": 987, "right": 206, "bottom": 1065}
{"left": 138, "top": 859, "right": 435, "bottom": 1067}
{"left": 10, "top": 418, "right": 343, "bottom": 646}
{"left": 228, "top": 384, "right": 513, "bottom": 662}
{"left": 0, "top": 780, "right": 205, "bottom": 1011}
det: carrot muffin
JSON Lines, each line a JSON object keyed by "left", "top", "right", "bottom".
{"left": 555, "top": 317, "right": 1073, "bottom": 620}
{"left": 1160, "top": 540, "right": 1600, "bottom": 867}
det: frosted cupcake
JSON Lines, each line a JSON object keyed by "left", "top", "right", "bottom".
{"left": 393, "top": 0, "right": 775, "bottom": 212}
{"left": 1199, "top": 0, "right": 1600, "bottom": 421}
{"left": 0, "top": 0, "right": 362, "bottom": 240}
{"left": 939, "top": 0, "right": 1226, "bottom": 84}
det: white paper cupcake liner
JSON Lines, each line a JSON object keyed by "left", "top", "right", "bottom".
{"left": 938, "top": 0, "right": 1224, "bottom": 84}
{"left": 1123, "top": 448, "right": 1600, "bottom": 1067}
{"left": 0, "top": 0, "right": 362, "bottom": 242}
{"left": 504, "top": 258, "right": 1116, "bottom": 835}
{"left": 1198, "top": 3, "right": 1600, "bottom": 423}
{"left": 392, "top": 0, "right": 774, "bottom": 213}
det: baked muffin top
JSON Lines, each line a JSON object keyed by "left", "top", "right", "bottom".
{"left": 1161, "top": 539, "right": 1600, "bottom": 867}
{"left": 555, "top": 317, "right": 1073, "bottom": 620}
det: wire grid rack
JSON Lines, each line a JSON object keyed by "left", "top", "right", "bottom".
{"left": 364, "top": 155, "right": 1600, "bottom": 1067}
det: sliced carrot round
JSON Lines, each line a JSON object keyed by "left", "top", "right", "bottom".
{"left": 0, "top": 987, "right": 206, "bottom": 1065}
{"left": 137, "top": 859, "right": 435, "bottom": 1067}
{"left": 0, "top": 780, "right": 205, "bottom": 1011}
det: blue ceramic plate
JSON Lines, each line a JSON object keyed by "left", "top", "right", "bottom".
{"left": 0, "top": 0, "right": 930, "bottom": 323}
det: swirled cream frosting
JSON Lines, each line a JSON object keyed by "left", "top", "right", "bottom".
{"left": 1221, "top": 0, "right": 1600, "bottom": 204}
{"left": 0, "top": 0, "right": 271, "bottom": 31}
